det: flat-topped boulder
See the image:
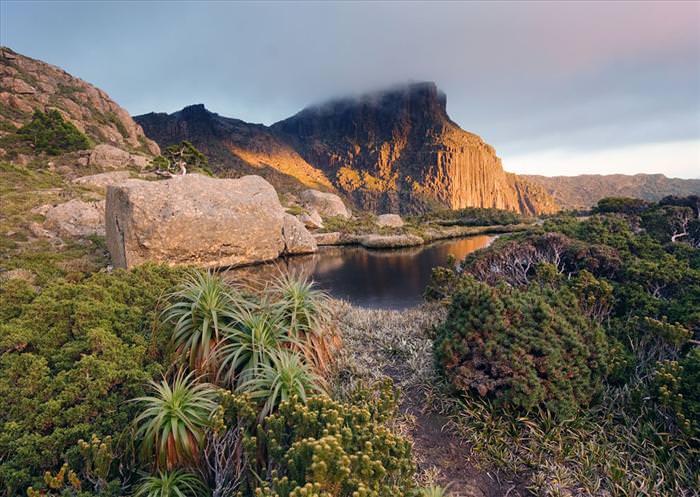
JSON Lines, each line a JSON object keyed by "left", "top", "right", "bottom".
{"left": 300, "top": 189, "right": 351, "bottom": 219}
{"left": 105, "top": 174, "right": 316, "bottom": 269}
{"left": 73, "top": 170, "right": 131, "bottom": 192}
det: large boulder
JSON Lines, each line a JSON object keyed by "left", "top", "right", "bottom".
{"left": 300, "top": 189, "right": 351, "bottom": 219}
{"left": 105, "top": 174, "right": 316, "bottom": 269}
{"left": 298, "top": 209, "right": 324, "bottom": 229}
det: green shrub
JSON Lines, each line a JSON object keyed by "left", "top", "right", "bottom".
{"left": 434, "top": 275, "right": 609, "bottom": 418}
{"left": 253, "top": 382, "right": 415, "bottom": 497}
{"left": 653, "top": 348, "right": 700, "bottom": 440}
{"left": 0, "top": 264, "right": 183, "bottom": 494}
{"left": 17, "top": 109, "right": 91, "bottom": 155}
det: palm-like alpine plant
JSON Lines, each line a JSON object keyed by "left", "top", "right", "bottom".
{"left": 215, "top": 307, "right": 299, "bottom": 388}
{"left": 133, "top": 370, "right": 219, "bottom": 469}
{"left": 163, "top": 270, "right": 244, "bottom": 371}
{"left": 133, "top": 470, "right": 210, "bottom": 497}
{"left": 238, "top": 349, "right": 324, "bottom": 418}
{"left": 268, "top": 273, "right": 339, "bottom": 373}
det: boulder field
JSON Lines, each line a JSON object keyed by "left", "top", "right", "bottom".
{"left": 105, "top": 174, "right": 317, "bottom": 269}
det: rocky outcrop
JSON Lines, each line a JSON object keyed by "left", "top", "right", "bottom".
{"left": 135, "top": 83, "right": 558, "bottom": 215}
{"left": 72, "top": 171, "right": 131, "bottom": 192}
{"left": 41, "top": 199, "right": 105, "bottom": 237}
{"left": 376, "top": 214, "right": 404, "bottom": 228}
{"left": 522, "top": 173, "right": 700, "bottom": 210}
{"left": 105, "top": 174, "right": 316, "bottom": 269}
{"left": 134, "top": 104, "right": 331, "bottom": 191}
{"left": 0, "top": 47, "right": 159, "bottom": 155}
{"left": 88, "top": 144, "right": 150, "bottom": 169}
{"left": 299, "top": 189, "right": 352, "bottom": 219}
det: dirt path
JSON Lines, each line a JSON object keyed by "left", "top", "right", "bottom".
{"left": 334, "top": 302, "right": 523, "bottom": 497}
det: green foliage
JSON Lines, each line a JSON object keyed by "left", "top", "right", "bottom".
{"left": 434, "top": 275, "right": 609, "bottom": 417}
{"left": 0, "top": 264, "right": 183, "bottom": 495}
{"left": 133, "top": 370, "right": 219, "bottom": 470}
{"left": 163, "top": 271, "right": 242, "bottom": 370}
{"left": 17, "top": 109, "right": 91, "bottom": 155}
{"left": 238, "top": 349, "right": 324, "bottom": 418}
{"left": 418, "top": 486, "right": 450, "bottom": 497}
{"left": 653, "top": 349, "right": 700, "bottom": 440}
{"left": 593, "top": 196, "right": 652, "bottom": 215}
{"left": 418, "top": 206, "right": 526, "bottom": 226}
{"left": 253, "top": 383, "right": 414, "bottom": 497}
{"left": 133, "top": 470, "right": 210, "bottom": 497}
{"left": 160, "top": 141, "right": 209, "bottom": 174}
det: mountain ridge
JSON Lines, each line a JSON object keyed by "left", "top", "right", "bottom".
{"left": 136, "top": 82, "right": 558, "bottom": 215}
{"left": 523, "top": 173, "right": 700, "bottom": 209}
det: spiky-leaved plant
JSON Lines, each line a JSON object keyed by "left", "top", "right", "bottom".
{"left": 133, "top": 370, "right": 219, "bottom": 469}
{"left": 214, "top": 307, "right": 298, "bottom": 388}
{"left": 133, "top": 470, "right": 210, "bottom": 497}
{"left": 238, "top": 349, "right": 324, "bottom": 418}
{"left": 163, "top": 270, "right": 243, "bottom": 370}
{"left": 268, "top": 273, "right": 339, "bottom": 373}
{"left": 420, "top": 485, "right": 451, "bottom": 497}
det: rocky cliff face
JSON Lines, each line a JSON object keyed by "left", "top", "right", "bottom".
{"left": 135, "top": 104, "right": 332, "bottom": 191}
{"left": 136, "top": 83, "right": 557, "bottom": 215}
{"left": 0, "top": 47, "right": 159, "bottom": 156}
{"left": 272, "top": 82, "right": 555, "bottom": 215}
{"left": 523, "top": 173, "right": 700, "bottom": 210}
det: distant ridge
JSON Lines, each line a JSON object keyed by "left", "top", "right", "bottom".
{"left": 523, "top": 173, "right": 700, "bottom": 210}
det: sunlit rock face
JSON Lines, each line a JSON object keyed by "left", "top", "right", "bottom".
{"left": 136, "top": 83, "right": 557, "bottom": 215}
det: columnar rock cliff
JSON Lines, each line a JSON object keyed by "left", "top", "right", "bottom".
{"left": 136, "top": 83, "right": 557, "bottom": 215}
{"left": 0, "top": 47, "right": 159, "bottom": 156}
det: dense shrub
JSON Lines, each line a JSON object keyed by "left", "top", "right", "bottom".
{"left": 434, "top": 274, "right": 610, "bottom": 418}
{"left": 0, "top": 264, "right": 183, "bottom": 494}
{"left": 252, "top": 382, "right": 415, "bottom": 497}
{"left": 653, "top": 348, "right": 700, "bottom": 441}
{"left": 418, "top": 206, "right": 525, "bottom": 226}
{"left": 17, "top": 109, "right": 91, "bottom": 155}
{"left": 593, "top": 196, "right": 652, "bottom": 215}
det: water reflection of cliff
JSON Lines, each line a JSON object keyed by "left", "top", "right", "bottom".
{"left": 228, "top": 235, "right": 493, "bottom": 309}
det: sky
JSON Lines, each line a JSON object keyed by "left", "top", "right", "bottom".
{"left": 1, "top": 1, "right": 699, "bottom": 178}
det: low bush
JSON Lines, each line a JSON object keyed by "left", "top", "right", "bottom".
{"left": 16, "top": 109, "right": 91, "bottom": 155}
{"left": 434, "top": 274, "right": 610, "bottom": 418}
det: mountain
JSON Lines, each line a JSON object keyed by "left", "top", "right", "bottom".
{"left": 136, "top": 83, "right": 557, "bottom": 215}
{"left": 0, "top": 47, "right": 159, "bottom": 156}
{"left": 523, "top": 174, "right": 700, "bottom": 210}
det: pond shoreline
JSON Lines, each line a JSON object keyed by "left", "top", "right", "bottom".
{"left": 313, "top": 222, "right": 531, "bottom": 249}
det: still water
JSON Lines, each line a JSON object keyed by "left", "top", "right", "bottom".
{"left": 232, "top": 235, "right": 493, "bottom": 309}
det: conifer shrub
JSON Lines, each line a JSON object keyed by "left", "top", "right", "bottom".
{"left": 434, "top": 275, "right": 609, "bottom": 418}
{"left": 17, "top": 109, "right": 91, "bottom": 155}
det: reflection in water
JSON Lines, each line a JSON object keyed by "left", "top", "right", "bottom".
{"left": 228, "top": 235, "right": 493, "bottom": 309}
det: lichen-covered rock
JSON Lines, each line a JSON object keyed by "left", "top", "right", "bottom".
{"left": 376, "top": 213, "right": 404, "bottom": 228}
{"left": 300, "top": 189, "right": 351, "bottom": 219}
{"left": 105, "top": 174, "right": 315, "bottom": 269}
{"left": 282, "top": 214, "right": 317, "bottom": 254}
{"left": 313, "top": 232, "right": 344, "bottom": 246}
{"left": 72, "top": 170, "right": 131, "bottom": 192}
{"left": 43, "top": 199, "right": 105, "bottom": 237}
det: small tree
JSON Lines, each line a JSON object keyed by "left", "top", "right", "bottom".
{"left": 152, "top": 140, "right": 208, "bottom": 175}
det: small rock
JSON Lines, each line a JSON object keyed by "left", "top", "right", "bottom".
{"left": 376, "top": 213, "right": 404, "bottom": 228}
{"left": 282, "top": 214, "right": 317, "bottom": 255}
{"left": 300, "top": 189, "right": 351, "bottom": 219}
{"left": 299, "top": 209, "right": 324, "bottom": 229}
